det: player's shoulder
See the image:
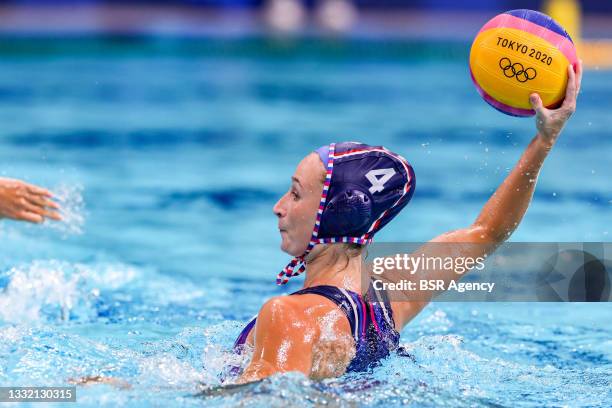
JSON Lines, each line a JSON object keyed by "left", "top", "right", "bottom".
{"left": 257, "top": 293, "right": 338, "bottom": 325}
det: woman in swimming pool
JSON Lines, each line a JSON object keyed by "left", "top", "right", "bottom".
{"left": 233, "top": 62, "right": 583, "bottom": 383}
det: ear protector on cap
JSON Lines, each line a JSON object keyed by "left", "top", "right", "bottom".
{"left": 319, "top": 183, "right": 373, "bottom": 237}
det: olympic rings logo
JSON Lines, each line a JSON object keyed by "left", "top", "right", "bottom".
{"left": 499, "top": 57, "right": 537, "bottom": 83}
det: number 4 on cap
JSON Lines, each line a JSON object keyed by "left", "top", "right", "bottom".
{"left": 366, "top": 168, "right": 396, "bottom": 194}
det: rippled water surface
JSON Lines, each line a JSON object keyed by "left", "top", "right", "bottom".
{"left": 0, "top": 39, "right": 610, "bottom": 407}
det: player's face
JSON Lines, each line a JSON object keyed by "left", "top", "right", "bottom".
{"left": 273, "top": 153, "right": 325, "bottom": 256}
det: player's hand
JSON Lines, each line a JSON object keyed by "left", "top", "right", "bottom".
{"left": 530, "top": 60, "right": 583, "bottom": 148}
{"left": 0, "top": 178, "right": 61, "bottom": 223}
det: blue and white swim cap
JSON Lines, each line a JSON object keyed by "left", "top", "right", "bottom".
{"left": 277, "top": 142, "right": 416, "bottom": 285}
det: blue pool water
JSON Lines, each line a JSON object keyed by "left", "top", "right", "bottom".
{"left": 0, "top": 39, "right": 610, "bottom": 407}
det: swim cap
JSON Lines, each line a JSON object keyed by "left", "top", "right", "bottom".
{"left": 276, "top": 142, "right": 416, "bottom": 285}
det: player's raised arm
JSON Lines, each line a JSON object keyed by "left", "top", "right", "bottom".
{"left": 388, "top": 62, "right": 583, "bottom": 330}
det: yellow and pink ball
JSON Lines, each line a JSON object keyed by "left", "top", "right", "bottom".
{"left": 470, "top": 9, "right": 579, "bottom": 117}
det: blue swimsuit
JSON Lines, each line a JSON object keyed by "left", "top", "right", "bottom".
{"left": 233, "top": 282, "right": 400, "bottom": 372}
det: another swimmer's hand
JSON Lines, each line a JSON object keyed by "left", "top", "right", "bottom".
{"left": 0, "top": 178, "right": 61, "bottom": 223}
{"left": 530, "top": 60, "right": 583, "bottom": 149}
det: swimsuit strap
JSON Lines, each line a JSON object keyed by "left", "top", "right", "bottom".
{"left": 233, "top": 315, "right": 257, "bottom": 351}
{"left": 367, "top": 279, "right": 397, "bottom": 332}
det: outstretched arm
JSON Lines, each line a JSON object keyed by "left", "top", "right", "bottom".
{"left": 0, "top": 178, "right": 61, "bottom": 223}
{"left": 390, "top": 62, "right": 583, "bottom": 329}
{"left": 472, "top": 62, "right": 582, "bottom": 242}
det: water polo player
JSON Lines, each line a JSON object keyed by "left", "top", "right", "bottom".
{"left": 232, "top": 62, "right": 582, "bottom": 383}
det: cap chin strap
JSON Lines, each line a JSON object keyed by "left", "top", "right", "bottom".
{"left": 276, "top": 143, "right": 336, "bottom": 285}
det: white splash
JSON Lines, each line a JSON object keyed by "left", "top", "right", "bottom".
{"left": 0, "top": 261, "right": 81, "bottom": 323}
{"left": 0, "top": 260, "right": 138, "bottom": 324}
{"left": 44, "top": 183, "right": 85, "bottom": 236}
{"left": 138, "top": 354, "right": 206, "bottom": 389}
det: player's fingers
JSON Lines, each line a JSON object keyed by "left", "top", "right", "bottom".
{"left": 17, "top": 211, "right": 44, "bottom": 223}
{"left": 43, "top": 209, "right": 62, "bottom": 221}
{"left": 45, "top": 199, "right": 60, "bottom": 210}
{"left": 25, "top": 184, "right": 53, "bottom": 198}
{"left": 27, "top": 194, "right": 60, "bottom": 210}
{"left": 19, "top": 198, "right": 46, "bottom": 215}
{"left": 562, "top": 64, "right": 577, "bottom": 109}
{"left": 575, "top": 59, "right": 583, "bottom": 95}
{"left": 529, "top": 93, "right": 545, "bottom": 116}
{"left": 21, "top": 198, "right": 62, "bottom": 221}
